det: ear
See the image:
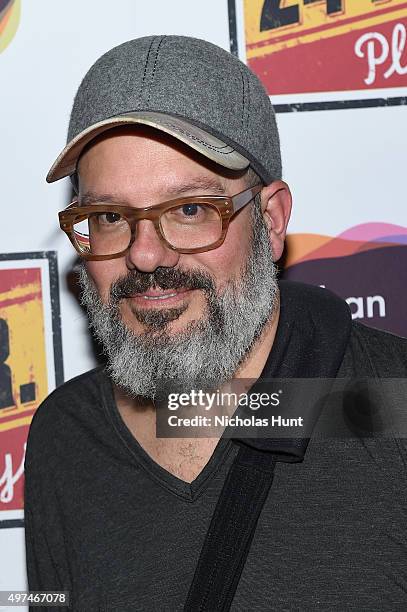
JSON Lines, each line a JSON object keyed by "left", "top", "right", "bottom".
{"left": 260, "top": 180, "right": 292, "bottom": 262}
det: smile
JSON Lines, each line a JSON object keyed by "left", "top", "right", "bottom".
{"left": 141, "top": 293, "right": 178, "bottom": 300}
{"left": 128, "top": 288, "right": 193, "bottom": 305}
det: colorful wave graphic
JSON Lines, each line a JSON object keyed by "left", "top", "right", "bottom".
{"left": 0, "top": 0, "right": 20, "bottom": 54}
{"left": 283, "top": 222, "right": 407, "bottom": 338}
{"left": 284, "top": 222, "right": 407, "bottom": 268}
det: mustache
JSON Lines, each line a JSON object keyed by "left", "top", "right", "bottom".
{"left": 109, "top": 266, "right": 216, "bottom": 302}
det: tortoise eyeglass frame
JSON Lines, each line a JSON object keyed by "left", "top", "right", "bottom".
{"left": 58, "top": 184, "right": 263, "bottom": 260}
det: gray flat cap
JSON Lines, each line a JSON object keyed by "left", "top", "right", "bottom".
{"left": 47, "top": 35, "right": 281, "bottom": 185}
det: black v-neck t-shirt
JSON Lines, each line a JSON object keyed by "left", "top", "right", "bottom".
{"left": 24, "top": 283, "right": 407, "bottom": 611}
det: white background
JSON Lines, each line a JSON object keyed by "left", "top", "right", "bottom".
{"left": 0, "top": 0, "right": 406, "bottom": 606}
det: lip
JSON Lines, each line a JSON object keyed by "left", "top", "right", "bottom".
{"left": 128, "top": 288, "right": 193, "bottom": 306}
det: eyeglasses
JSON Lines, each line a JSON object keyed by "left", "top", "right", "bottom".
{"left": 59, "top": 184, "right": 263, "bottom": 260}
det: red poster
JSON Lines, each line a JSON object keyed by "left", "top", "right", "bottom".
{"left": 230, "top": 0, "right": 407, "bottom": 107}
{"left": 0, "top": 253, "right": 63, "bottom": 528}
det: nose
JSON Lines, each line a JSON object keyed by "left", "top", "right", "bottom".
{"left": 125, "top": 219, "right": 180, "bottom": 272}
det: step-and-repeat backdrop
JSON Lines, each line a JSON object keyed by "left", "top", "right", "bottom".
{"left": 1, "top": 0, "right": 406, "bottom": 599}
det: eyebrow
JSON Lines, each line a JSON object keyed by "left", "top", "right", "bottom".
{"left": 166, "top": 177, "right": 227, "bottom": 196}
{"left": 79, "top": 176, "right": 227, "bottom": 206}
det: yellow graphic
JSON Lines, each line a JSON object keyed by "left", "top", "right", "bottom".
{"left": 0, "top": 268, "right": 48, "bottom": 432}
{"left": 0, "top": 0, "right": 21, "bottom": 54}
{"left": 245, "top": 0, "right": 407, "bottom": 58}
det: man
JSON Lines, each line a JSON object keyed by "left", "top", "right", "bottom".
{"left": 25, "top": 36, "right": 407, "bottom": 611}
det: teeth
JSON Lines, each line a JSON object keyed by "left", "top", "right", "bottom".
{"left": 142, "top": 293, "right": 178, "bottom": 300}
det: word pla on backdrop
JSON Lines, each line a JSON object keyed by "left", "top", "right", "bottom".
{"left": 0, "top": 252, "right": 63, "bottom": 527}
{"left": 231, "top": 0, "right": 407, "bottom": 105}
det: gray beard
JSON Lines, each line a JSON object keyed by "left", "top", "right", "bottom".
{"left": 78, "top": 199, "right": 279, "bottom": 401}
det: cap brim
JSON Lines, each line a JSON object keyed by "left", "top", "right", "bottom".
{"left": 46, "top": 111, "right": 250, "bottom": 183}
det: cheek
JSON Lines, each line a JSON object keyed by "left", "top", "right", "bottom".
{"left": 86, "top": 259, "right": 128, "bottom": 302}
{"left": 191, "top": 213, "right": 252, "bottom": 285}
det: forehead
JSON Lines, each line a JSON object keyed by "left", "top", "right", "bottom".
{"left": 76, "top": 125, "right": 247, "bottom": 200}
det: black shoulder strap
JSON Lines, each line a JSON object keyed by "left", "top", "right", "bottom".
{"left": 184, "top": 443, "right": 277, "bottom": 611}
{"left": 184, "top": 281, "right": 353, "bottom": 610}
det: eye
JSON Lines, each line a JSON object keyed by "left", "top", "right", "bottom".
{"left": 97, "top": 212, "right": 122, "bottom": 224}
{"left": 181, "top": 203, "right": 199, "bottom": 216}
{"left": 163, "top": 202, "right": 219, "bottom": 228}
